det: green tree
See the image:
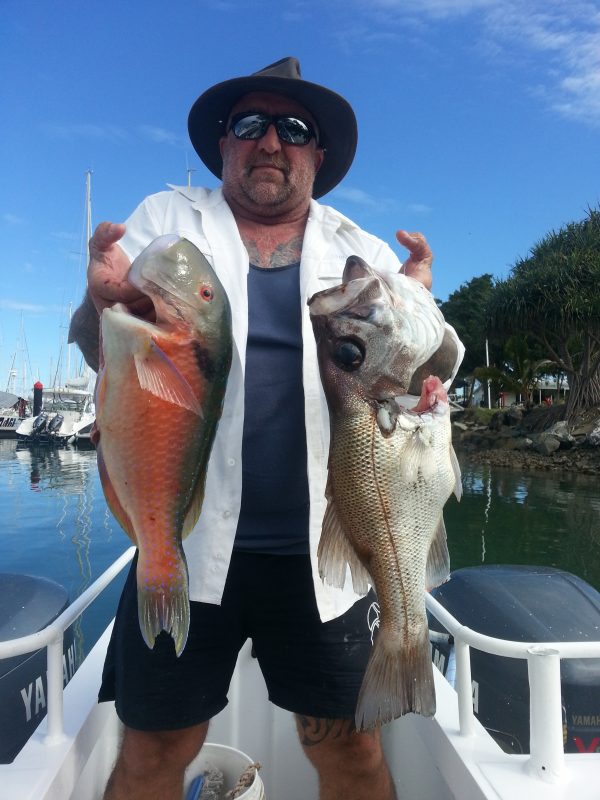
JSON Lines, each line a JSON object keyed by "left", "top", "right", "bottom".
{"left": 439, "top": 274, "right": 502, "bottom": 401}
{"left": 488, "top": 208, "right": 600, "bottom": 420}
{"left": 473, "top": 335, "right": 555, "bottom": 407}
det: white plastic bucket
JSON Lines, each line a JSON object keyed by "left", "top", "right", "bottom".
{"left": 183, "top": 741, "right": 265, "bottom": 799}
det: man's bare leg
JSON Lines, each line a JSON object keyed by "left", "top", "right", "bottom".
{"left": 296, "top": 715, "right": 396, "bottom": 800}
{"left": 103, "top": 721, "right": 209, "bottom": 800}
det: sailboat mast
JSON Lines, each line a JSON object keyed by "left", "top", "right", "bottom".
{"left": 85, "top": 169, "right": 92, "bottom": 260}
{"left": 67, "top": 170, "right": 93, "bottom": 387}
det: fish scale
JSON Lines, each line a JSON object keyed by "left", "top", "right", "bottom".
{"left": 94, "top": 235, "right": 232, "bottom": 656}
{"left": 309, "top": 255, "right": 462, "bottom": 729}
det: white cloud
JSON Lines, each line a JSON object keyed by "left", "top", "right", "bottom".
{"left": 349, "top": 0, "right": 600, "bottom": 126}
{"left": 333, "top": 186, "right": 381, "bottom": 206}
{"left": 139, "top": 125, "right": 184, "bottom": 146}
{"left": 3, "top": 213, "right": 25, "bottom": 225}
{"left": 43, "top": 122, "right": 129, "bottom": 143}
{"left": 406, "top": 203, "right": 433, "bottom": 214}
{"left": 371, "top": 0, "right": 494, "bottom": 17}
{"left": 484, "top": 2, "right": 600, "bottom": 124}
{"left": 0, "top": 299, "right": 48, "bottom": 313}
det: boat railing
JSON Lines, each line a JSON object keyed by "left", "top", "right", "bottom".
{"left": 0, "top": 547, "right": 135, "bottom": 745}
{"left": 425, "top": 592, "right": 600, "bottom": 783}
{"left": 1, "top": 550, "right": 599, "bottom": 787}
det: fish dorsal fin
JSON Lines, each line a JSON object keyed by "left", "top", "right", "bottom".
{"left": 318, "top": 480, "right": 371, "bottom": 596}
{"left": 134, "top": 339, "right": 203, "bottom": 416}
{"left": 426, "top": 518, "right": 450, "bottom": 590}
{"left": 450, "top": 445, "right": 463, "bottom": 501}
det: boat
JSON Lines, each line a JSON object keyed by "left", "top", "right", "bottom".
{"left": 72, "top": 418, "right": 95, "bottom": 448}
{"left": 0, "top": 553, "right": 599, "bottom": 800}
{"left": 0, "top": 392, "right": 29, "bottom": 439}
{"left": 15, "top": 383, "right": 94, "bottom": 447}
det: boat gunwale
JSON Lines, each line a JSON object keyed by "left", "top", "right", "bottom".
{"left": 1, "top": 550, "right": 600, "bottom": 793}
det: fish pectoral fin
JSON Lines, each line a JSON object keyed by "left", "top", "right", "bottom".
{"left": 318, "top": 497, "right": 371, "bottom": 595}
{"left": 450, "top": 445, "right": 463, "bottom": 501}
{"left": 426, "top": 518, "right": 451, "bottom": 590}
{"left": 133, "top": 340, "right": 203, "bottom": 416}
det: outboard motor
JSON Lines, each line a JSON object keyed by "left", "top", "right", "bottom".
{"left": 47, "top": 414, "right": 64, "bottom": 434}
{"left": 0, "top": 574, "right": 77, "bottom": 763}
{"left": 32, "top": 412, "right": 48, "bottom": 435}
{"left": 429, "top": 565, "right": 600, "bottom": 755}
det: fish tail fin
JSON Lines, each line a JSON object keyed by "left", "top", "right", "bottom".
{"left": 136, "top": 549, "right": 190, "bottom": 657}
{"left": 355, "top": 622, "right": 435, "bottom": 730}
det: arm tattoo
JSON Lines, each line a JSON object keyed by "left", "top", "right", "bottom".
{"left": 243, "top": 235, "right": 303, "bottom": 269}
{"left": 68, "top": 291, "right": 100, "bottom": 372}
{"left": 296, "top": 715, "right": 376, "bottom": 746}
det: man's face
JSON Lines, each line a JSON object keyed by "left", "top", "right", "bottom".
{"left": 219, "top": 92, "right": 324, "bottom": 217}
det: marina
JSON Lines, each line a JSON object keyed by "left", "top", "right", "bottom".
{"left": 15, "top": 383, "right": 95, "bottom": 447}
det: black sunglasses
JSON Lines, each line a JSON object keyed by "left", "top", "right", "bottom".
{"left": 227, "top": 112, "right": 318, "bottom": 146}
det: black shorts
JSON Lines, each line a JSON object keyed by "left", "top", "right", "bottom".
{"left": 99, "top": 550, "right": 377, "bottom": 731}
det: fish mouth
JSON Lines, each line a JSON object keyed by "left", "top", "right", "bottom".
{"left": 103, "top": 302, "right": 159, "bottom": 334}
{"left": 106, "top": 298, "right": 158, "bottom": 323}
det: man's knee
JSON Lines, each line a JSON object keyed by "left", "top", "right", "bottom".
{"left": 119, "top": 722, "right": 209, "bottom": 776}
{"left": 296, "top": 715, "right": 384, "bottom": 773}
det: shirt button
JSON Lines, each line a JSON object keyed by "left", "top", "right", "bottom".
{"left": 227, "top": 458, "right": 235, "bottom": 466}
{"left": 222, "top": 510, "right": 231, "bottom": 519}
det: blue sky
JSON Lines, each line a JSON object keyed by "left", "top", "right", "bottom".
{"left": 2, "top": 0, "right": 599, "bottom": 395}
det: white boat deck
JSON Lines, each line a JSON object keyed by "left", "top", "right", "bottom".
{"left": 1, "top": 549, "right": 599, "bottom": 800}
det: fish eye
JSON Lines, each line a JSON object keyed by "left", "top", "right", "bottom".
{"left": 199, "top": 284, "right": 214, "bottom": 302}
{"left": 332, "top": 339, "right": 364, "bottom": 371}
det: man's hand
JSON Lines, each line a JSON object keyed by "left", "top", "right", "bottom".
{"left": 87, "top": 222, "right": 148, "bottom": 315}
{"left": 69, "top": 221, "right": 150, "bottom": 371}
{"left": 396, "top": 230, "right": 433, "bottom": 291}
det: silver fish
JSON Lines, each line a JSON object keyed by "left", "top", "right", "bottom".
{"left": 308, "top": 256, "right": 462, "bottom": 729}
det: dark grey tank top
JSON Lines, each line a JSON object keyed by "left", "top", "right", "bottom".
{"left": 234, "top": 263, "right": 310, "bottom": 554}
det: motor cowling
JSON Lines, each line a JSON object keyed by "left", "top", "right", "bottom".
{"left": 48, "top": 414, "right": 64, "bottom": 433}
{"left": 32, "top": 412, "right": 48, "bottom": 433}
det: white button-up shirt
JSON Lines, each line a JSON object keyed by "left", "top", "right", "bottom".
{"left": 119, "top": 185, "right": 461, "bottom": 622}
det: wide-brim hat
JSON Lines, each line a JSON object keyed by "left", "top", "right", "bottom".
{"left": 187, "top": 56, "right": 357, "bottom": 199}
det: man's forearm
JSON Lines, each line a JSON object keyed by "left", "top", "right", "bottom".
{"left": 68, "top": 291, "right": 100, "bottom": 372}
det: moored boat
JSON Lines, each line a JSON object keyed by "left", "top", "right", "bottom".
{"left": 0, "top": 392, "right": 29, "bottom": 439}
{"left": 0, "top": 552, "right": 599, "bottom": 800}
{"left": 16, "top": 384, "right": 94, "bottom": 447}
{"left": 72, "top": 418, "right": 95, "bottom": 448}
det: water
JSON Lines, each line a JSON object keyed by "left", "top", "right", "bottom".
{"left": 1, "top": 440, "right": 599, "bottom": 660}
{"left": 445, "top": 459, "right": 600, "bottom": 592}
{"left": 0, "top": 439, "right": 128, "bottom": 658}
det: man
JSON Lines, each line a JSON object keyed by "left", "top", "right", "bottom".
{"left": 70, "top": 57, "right": 439, "bottom": 800}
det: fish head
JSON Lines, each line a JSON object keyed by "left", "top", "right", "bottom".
{"left": 127, "top": 235, "right": 231, "bottom": 340}
{"left": 308, "top": 256, "right": 446, "bottom": 411}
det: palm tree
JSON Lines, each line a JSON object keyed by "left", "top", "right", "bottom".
{"left": 473, "top": 335, "right": 556, "bottom": 408}
{"left": 487, "top": 207, "right": 600, "bottom": 420}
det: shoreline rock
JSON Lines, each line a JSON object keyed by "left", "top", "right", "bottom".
{"left": 452, "top": 405, "right": 600, "bottom": 476}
